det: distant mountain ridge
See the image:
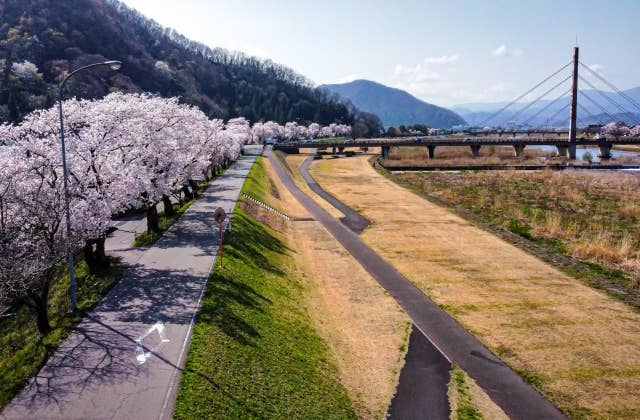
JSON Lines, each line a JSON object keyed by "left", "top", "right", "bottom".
{"left": 452, "top": 87, "right": 640, "bottom": 127}
{"left": 320, "top": 80, "right": 466, "bottom": 129}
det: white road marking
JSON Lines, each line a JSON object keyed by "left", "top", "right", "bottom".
{"left": 134, "top": 321, "right": 170, "bottom": 364}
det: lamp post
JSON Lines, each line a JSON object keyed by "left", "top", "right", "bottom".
{"left": 57, "top": 60, "right": 121, "bottom": 312}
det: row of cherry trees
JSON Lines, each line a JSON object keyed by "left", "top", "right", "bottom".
{"left": 0, "top": 92, "right": 347, "bottom": 334}
{"left": 251, "top": 121, "right": 351, "bottom": 142}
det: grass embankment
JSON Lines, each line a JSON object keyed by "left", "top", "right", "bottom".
{"left": 133, "top": 182, "right": 212, "bottom": 247}
{"left": 239, "top": 156, "right": 288, "bottom": 215}
{"left": 395, "top": 170, "right": 640, "bottom": 303}
{"left": 310, "top": 156, "right": 640, "bottom": 419}
{"left": 173, "top": 158, "right": 355, "bottom": 418}
{"left": 173, "top": 209, "right": 355, "bottom": 418}
{"left": 0, "top": 258, "right": 123, "bottom": 408}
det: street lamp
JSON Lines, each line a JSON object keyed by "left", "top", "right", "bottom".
{"left": 57, "top": 60, "right": 122, "bottom": 312}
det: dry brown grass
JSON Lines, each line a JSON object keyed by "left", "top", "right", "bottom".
{"left": 311, "top": 155, "right": 640, "bottom": 419}
{"left": 384, "top": 145, "right": 557, "bottom": 167}
{"left": 262, "top": 157, "right": 410, "bottom": 419}
{"left": 448, "top": 367, "right": 509, "bottom": 420}
{"left": 399, "top": 169, "right": 640, "bottom": 282}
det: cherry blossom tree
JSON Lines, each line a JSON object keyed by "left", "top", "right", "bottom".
{"left": 601, "top": 121, "right": 630, "bottom": 138}
{"left": 0, "top": 90, "right": 350, "bottom": 334}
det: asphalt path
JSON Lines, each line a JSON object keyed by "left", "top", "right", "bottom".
{"left": 266, "top": 148, "right": 566, "bottom": 420}
{"left": 387, "top": 325, "right": 451, "bottom": 419}
{"left": 298, "top": 153, "right": 370, "bottom": 233}
{"left": 1, "top": 146, "right": 261, "bottom": 420}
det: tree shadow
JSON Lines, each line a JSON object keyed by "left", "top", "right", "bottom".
{"left": 224, "top": 212, "right": 291, "bottom": 276}
{"left": 197, "top": 274, "right": 270, "bottom": 346}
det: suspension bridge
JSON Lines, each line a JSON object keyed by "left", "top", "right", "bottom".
{"left": 276, "top": 47, "right": 640, "bottom": 160}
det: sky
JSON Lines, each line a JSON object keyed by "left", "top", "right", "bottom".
{"left": 121, "top": 0, "right": 640, "bottom": 107}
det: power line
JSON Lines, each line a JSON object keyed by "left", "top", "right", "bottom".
{"left": 579, "top": 76, "right": 640, "bottom": 125}
{"left": 521, "top": 88, "right": 572, "bottom": 126}
{"left": 479, "top": 61, "right": 572, "bottom": 126}
{"left": 579, "top": 61, "right": 640, "bottom": 115}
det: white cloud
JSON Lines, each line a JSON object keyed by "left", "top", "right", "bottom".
{"left": 393, "top": 63, "right": 440, "bottom": 82}
{"left": 336, "top": 73, "right": 364, "bottom": 83}
{"left": 588, "top": 63, "right": 604, "bottom": 74}
{"left": 491, "top": 44, "right": 523, "bottom": 58}
{"left": 424, "top": 54, "right": 459, "bottom": 64}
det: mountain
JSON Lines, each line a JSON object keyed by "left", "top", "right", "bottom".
{"left": 0, "top": 0, "right": 353, "bottom": 125}
{"left": 320, "top": 80, "right": 466, "bottom": 129}
{"left": 452, "top": 87, "right": 640, "bottom": 127}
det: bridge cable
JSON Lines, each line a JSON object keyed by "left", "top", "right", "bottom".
{"left": 509, "top": 75, "right": 572, "bottom": 124}
{"left": 577, "top": 102, "right": 602, "bottom": 125}
{"left": 520, "top": 88, "right": 572, "bottom": 126}
{"left": 478, "top": 61, "right": 572, "bottom": 126}
{"left": 579, "top": 61, "right": 640, "bottom": 115}
{"left": 580, "top": 90, "right": 619, "bottom": 122}
{"left": 545, "top": 103, "right": 571, "bottom": 126}
{"left": 579, "top": 76, "right": 640, "bottom": 125}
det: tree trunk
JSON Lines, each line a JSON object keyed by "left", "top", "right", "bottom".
{"left": 83, "top": 241, "right": 97, "bottom": 273}
{"left": 162, "top": 195, "right": 175, "bottom": 216}
{"left": 188, "top": 180, "right": 199, "bottom": 198}
{"left": 147, "top": 205, "right": 160, "bottom": 233}
{"left": 30, "top": 271, "right": 53, "bottom": 335}
{"left": 182, "top": 185, "right": 193, "bottom": 202}
{"left": 95, "top": 237, "right": 108, "bottom": 267}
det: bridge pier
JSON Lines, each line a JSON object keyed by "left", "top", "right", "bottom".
{"left": 332, "top": 146, "right": 338, "bottom": 154}
{"left": 427, "top": 145, "right": 436, "bottom": 159}
{"left": 470, "top": 145, "right": 481, "bottom": 158}
{"left": 338, "top": 146, "right": 345, "bottom": 154}
{"left": 569, "top": 144, "right": 577, "bottom": 160}
{"left": 556, "top": 145, "right": 569, "bottom": 158}
{"left": 514, "top": 144, "right": 525, "bottom": 157}
{"left": 598, "top": 143, "right": 612, "bottom": 160}
{"left": 381, "top": 146, "right": 390, "bottom": 159}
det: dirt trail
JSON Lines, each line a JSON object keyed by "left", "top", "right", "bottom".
{"left": 311, "top": 155, "right": 640, "bottom": 418}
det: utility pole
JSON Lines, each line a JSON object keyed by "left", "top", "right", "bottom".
{"left": 568, "top": 46, "right": 579, "bottom": 159}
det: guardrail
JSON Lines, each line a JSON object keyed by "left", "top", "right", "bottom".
{"left": 241, "top": 193, "right": 291, "bottom": 220}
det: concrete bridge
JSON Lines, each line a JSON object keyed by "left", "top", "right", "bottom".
{"left": 273, "top": 135, "right": 640, "bottom": 160}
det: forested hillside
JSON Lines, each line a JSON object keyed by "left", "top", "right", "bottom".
{"left": 0, "top": 0, "right": 354, "bottom": 125}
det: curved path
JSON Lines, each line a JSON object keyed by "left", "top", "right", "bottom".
{"left": 2, "top": 147, "right": 262, "bottom": 420}
{"left": 298, "top": 153, "right": 370, "bottom": 233}
{"left": 266, "top": 148, "right": 566, "bottom": 420}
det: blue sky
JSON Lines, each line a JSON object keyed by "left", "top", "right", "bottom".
{"left": 121, "top": 0, "right": 640, "bottom": 107}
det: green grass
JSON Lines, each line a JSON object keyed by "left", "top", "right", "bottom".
{"left": 450, "top": 367, "right": 483, "bottom": 420}
{"left": 240, "top": 156, "right": 287, "bottom": 214}
{"left": 0, "top": 257, "right": 124, "bottom": 408}
{"left": 242, "top": 157, "right": 272, "bottom": 204}
{"left": 173, "top": 209, "right": 356, "bottom": 418}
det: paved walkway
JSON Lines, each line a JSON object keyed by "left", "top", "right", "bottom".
{"left": 1, "top": 146, "right": 261, "bottom": 420}
{"left": 387, "top": 325, "right": 451, "bottom": 419}
{"left": 299, "top": 154, "right": 370, "bottom": 233}
{"left": 267, "top": 148, "right": 566, "bottom": 420}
